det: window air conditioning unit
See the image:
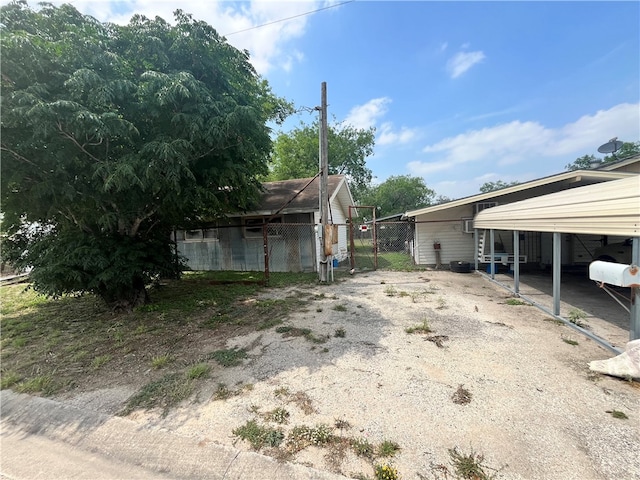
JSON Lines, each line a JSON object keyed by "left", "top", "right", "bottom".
{"left": 462, "top": 218, "right": 474, "bottom": 233}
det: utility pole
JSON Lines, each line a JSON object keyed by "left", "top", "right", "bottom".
{"left": 319, "top": 82, "right": 329, "bottom": 282}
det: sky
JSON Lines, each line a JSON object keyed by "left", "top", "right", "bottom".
{"left": 9, "top": 0, "right": 640, "bottom": 199}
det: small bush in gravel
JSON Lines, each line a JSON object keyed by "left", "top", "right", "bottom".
{"left": 334, "top": 327, "right": 346, "bottom": 338}
{"left": 351, "top": 437, "right": 375, "bottom": 458}
{"left": 264, "top": 407, "right": 290, "bottom": 424}
{"left": 286, "top": 424, "right": 334, "bottom": 452}
{"left": 233, "top": 420, "right": 284, "bottom": 450}
{"left": 448, "top": 447, "right": 498, "bottom": 480}
{"left": 607, "top": 410, "right": 628, "bottom": 419}
{"left": 377, "top": 440, "right": 401, "bottom": 457}
{"left": 374, "top": 463, "right": 399, "bottom": 480}
{"left": 405, "top": 318, "right": 432, "bottom": 334}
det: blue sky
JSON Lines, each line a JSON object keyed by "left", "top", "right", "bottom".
{"left": 12, "top": 1, "right": 640, "bottom": 199}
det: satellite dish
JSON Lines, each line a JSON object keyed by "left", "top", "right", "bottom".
{"left": 597, "top": 137, "right": 623, "bottom": 154}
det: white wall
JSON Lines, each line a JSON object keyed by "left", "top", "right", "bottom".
{"left": 414, "top": 217, "right": 476, "bottom": 265}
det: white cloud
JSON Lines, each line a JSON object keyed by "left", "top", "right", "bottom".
{"left": 378, "top": 122, "right": 418, "bottom": 146}
{"left": 40, "top": 0, "right": 323, "bottom": 75}
{"left": 447, "top": 50, "right": 485, "bottom": 79}
{"left": 411, "top": 102, "right": 640, "bottom": 175}
{"left": 344, "top": 97, "right": 391, "bottom": 129}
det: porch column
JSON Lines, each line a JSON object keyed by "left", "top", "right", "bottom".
{"left": 632, "top": 237, "right": 640, "bottom": 340}
{"left": 513, "top": 230, "right": 520, "bottom": 294}
{"left": 553, "top": 232, "right": 561, "bottom": 316}
{"left": 489, "top": 229, "right": 496, "bottom": 279}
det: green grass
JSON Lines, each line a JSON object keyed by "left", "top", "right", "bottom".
{"left": 275, "top": 326, "right": 328, "bottom": 344}
{"left": 405, "top": 318, "right": 432, "bottom": 334}
{"left": 448, "top": 447, "right": 498, "bottom": 480}
{"left": 207, "top": 348, "right": 248, "bottom": 367}
{"left": 350, "top": 242, "right": 422, "bottom": 271}
{"left": 607, "top": 410, "right": 628, "bottom": 419}
{"left": 377, "top": 440, "right": 401, "bottom": 457}
{"left": 0, "top": 271, "right": 311, "bottom": 410}
{"left": 233, "top": 420, "right": 285, "bottom": 450}
{"left": 505, "top": 298, "right": 528, "bottom": 306}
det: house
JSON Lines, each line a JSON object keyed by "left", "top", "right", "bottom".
{"left": 174, "top": 175, "right": 355, "bottom": 273}
{"left": 405, "top": 156, "right": 640, "bottom": 269}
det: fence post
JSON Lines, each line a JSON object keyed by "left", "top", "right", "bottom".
{"left": 263, "top": 224, "right": 269, "bottom": 286}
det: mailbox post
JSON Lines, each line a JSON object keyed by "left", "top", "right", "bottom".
{"left": 589, "top": 252, "right": 640, "bottom": 341}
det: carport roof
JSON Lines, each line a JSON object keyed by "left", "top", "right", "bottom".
{"left": 405, "top": 170, "right": 633, "bottom": 218}
{"left": 473, "top": 175, "right": 640, "bottom": 236}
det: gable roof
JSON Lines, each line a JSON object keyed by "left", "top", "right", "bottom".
{"left": 597, "top": 154, "right": 640, "bottom": 173}
{"left": 243, "top": 175, "right": 355, "bottom": 216}
{"left": 405, "top": 169, "right": 635, "bottom": 218}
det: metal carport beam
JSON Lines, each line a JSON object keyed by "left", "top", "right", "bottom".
{"left": 553, "top": 232, "right": 561, "bottom": 316}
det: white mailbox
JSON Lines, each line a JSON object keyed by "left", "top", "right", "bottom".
{"left": 589, "top": 261, "right": 640, "bottom": 287}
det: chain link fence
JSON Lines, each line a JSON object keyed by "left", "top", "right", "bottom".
{"left": 175, "top": 220, "right": 416, "bottom": 282}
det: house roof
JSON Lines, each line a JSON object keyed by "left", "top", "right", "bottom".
{"left": 243, "top": 175, "right": 355, "bottom": 217}
{"left": 597, "top": 154, "right": 640, "bottom": 173}
{"left": 405, "top": 169, "right": 635, "bottom": 218}
{"left": 474, "top": 175, "right": 640, "bottom": 236}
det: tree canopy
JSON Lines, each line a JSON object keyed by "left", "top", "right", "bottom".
{"left": 0, "top": 1, "right": 290, "bottom": 309}
{"left": 359, "top": 175, "right": 435, "bottom": 218}
{"left": 268, "top": 120, "right": 375, "bottom": 201}
{"left": 479, "top": 180, "right": 520, "bottom": 193}
{"left": 564, "top": 141, "right": 640, "bottom": 171}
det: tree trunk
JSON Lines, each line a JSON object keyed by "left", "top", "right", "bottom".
{"left": 99, "top": 275, "right": 149, "bottom": 312}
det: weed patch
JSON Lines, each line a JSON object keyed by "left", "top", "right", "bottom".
{"left": 568, "top": 308, "right": 588, "bottom": 328}
{"left": 233, "top": 420, "right": 284, "bottom": 450}
{"left": 276, "top": 326, "right": 328, "bottom": 344}
{"left": 505, "top": 298, "right": 528, "bottom": 306}
{"left": 452, "top": 385, "right": 472, "bottom": 405}
{"left": 374, "top": 463, "right": 399, "bottom": 480}
{"left": 377, "top": 440, "right": 401, "bottom": 457}
{"left": 207, "top": 348, "right": 247, "bottom": 367}
{"left": 448, "top": 446, "right": 499, "bottom": 480}
{"left": 334, "top": 327, "right": 346, "bottom": 338}
{"left": 264, "top": 407, "right": 290, "bottom": 424}
{"left": 406, "top": 318, "right": 432, "bottom": 334}
{"left": 606, "top": 410, "right": 628, "bottom": 419}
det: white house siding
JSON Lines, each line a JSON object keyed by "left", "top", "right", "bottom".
{"left": 330, "top": 201, "right": 349, "bottom": 261}
{"left": 414, "top": 205, "right": 476, "bottom": 265}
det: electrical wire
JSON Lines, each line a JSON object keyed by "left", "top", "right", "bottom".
{"left": 223, "top": 1, "right": 355, "bottom": 36}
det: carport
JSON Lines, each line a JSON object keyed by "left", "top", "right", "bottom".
{"left": 473, "top": 175, "right": 640, "bottom": 353}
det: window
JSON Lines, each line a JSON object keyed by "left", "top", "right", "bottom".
{"left": 462, "top": 218, "right": 474, "bottom": 233}
{"left": 244, "top": 217, "right": 283, "bottom": 237}
{"left": 185, "top": 229, "right": 203, "bottom": 241}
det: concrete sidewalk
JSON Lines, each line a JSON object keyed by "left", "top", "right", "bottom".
{"left": 0, "top": 391, "right": 347, "bottom": 480}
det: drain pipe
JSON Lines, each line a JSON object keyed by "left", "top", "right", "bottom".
{"left": 478, "top": 272, "right": 622, "bottom": 355}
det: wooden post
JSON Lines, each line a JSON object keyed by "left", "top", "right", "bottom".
{"left": 319, "top": 82, "right": 329, "bottom": 282}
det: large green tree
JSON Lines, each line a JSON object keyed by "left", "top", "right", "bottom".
{"left": 1, "top": 2, "right": 289, "bottom": 309}
{"left": 268, "top": 120, "right": 375, "bottom": 200}
{"left": 565, "top": 141, "right": 640, "bottom": 171}
{"left": 359, "top": 175, "right": 435, "bottom": 218}
{"left": 479, "top": 180, "right": 520, "bottom": 193}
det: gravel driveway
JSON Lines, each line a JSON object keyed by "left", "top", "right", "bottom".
{"left": 125, "top": 270, "right": 639, "bottom": 480}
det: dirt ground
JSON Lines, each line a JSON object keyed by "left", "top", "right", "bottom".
{"left": 61, "top": 270, "right": 639, "bottom": 480}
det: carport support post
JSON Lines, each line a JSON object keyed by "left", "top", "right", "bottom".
{"left": 631, "top": 237, "right": 640, "bottom": 340}
{"left": 489, "top": 229, "right": 496, "bottom": 279}
{"left": 552, "top": 232, "right": 561, "bottom": 316}
{"left": 513, "top": 230, "right": 520, "bottom": 294}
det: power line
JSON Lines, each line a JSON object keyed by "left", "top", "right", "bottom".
{"left": 223, "top": 1, "right": 355, "bottom": 36}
